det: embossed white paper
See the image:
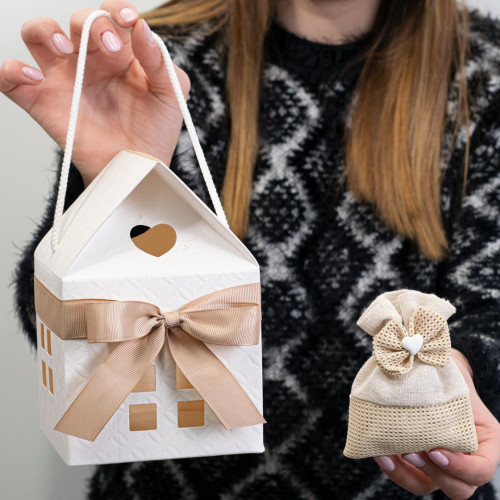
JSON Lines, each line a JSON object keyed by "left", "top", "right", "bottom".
{"left": 34, "top": 150, "right": 264, "bottom": 466}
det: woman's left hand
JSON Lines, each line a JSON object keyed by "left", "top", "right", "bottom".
{"left": 374, "top": 349, "right": 500, "bottom": 499}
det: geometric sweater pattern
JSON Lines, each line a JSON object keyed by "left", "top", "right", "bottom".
{"left": 13, "top": 9, "right": 500, "bottom": 500}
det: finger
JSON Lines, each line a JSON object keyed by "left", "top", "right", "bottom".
{"left": 403, "top": 452, "right": 477, "bottom": 499}
{"left": 70, "top": 8, "right": 98, "bottom": 53}
{"left": 70, "top": 8, "right": 131, "bottom": 60}
{"left": 100, "top": 0, "right": 139, "bottom": 27}
{"left": 131, "top": 20, "right": 191, "bottom": 98}
{"left": 427, "top": 384, "right": 500, "bottom": 487}
{"left": 0, "top": 59, "right": 42, "bottom": 108}
{"left": 373, "top": 455, "right": 438, "bottom": 496}
{"left": 21, "top": 18, "right": 74, "bottom": 71}
{"left": 427, "top": 446, "right": 499, "bottom": 487}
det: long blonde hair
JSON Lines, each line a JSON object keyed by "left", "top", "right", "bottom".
{"left": 143, "top": 0, "right": 469, "bottom": 260}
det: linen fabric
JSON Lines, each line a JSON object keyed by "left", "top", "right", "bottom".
{"left": 343, "top": 290, "right": 478, "bottom": 459}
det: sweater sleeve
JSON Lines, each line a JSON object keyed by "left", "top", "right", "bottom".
{"left": 13, "top": 151, "right": 85, "bottom": 349}
{"left": 437, "top": 95, "right": 500, "bottom": 420}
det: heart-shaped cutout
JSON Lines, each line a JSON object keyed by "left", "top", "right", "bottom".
{"left": 401, "top": 334, "right": 423, "bottom": 356}
{"left": 130, "top": 224, "right": 177, "bottom": 257}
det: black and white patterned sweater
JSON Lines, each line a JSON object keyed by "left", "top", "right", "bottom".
{"left": 14, "top": 10, "right": 500, "bottom": 500}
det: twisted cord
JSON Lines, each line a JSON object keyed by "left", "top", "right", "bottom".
{"left": 51, "top": 10, "right": 228, "bottom": 253}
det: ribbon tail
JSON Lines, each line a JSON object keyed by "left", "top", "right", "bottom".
{"left": 54, "top": 325, "right": 165, "bottom": 441}
{"left": 168, "top": 327, "right": 266, "bottom": 430}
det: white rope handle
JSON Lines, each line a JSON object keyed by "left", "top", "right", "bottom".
{"left": 51, "top": 10, "right": 229, "bottom": 253}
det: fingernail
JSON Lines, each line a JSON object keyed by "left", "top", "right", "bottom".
{"left": 403, "top": 453, "right": 426, "bottom": 468}
{"left": 376, "top": 456, "right": 395, "bottom": 472}
{"left": 52, "top": 33, "right": 73, "bottom": 54}
{"left": 119, "top": 7, "right": 137, "bottom": 23}
{"left": 143, "top": 19, "right": 153, "bottom": 45}
{"left": 428, "top": 451, "right": 449, "bottom": 467}
{"left": 101, "top": 31, "right": 122, "bottom": 52}
{"left": 21, "top": 66, "right": 44, "bottom": 81}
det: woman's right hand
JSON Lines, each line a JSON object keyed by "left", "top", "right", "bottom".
{"left": 0, "top": 1, "right": 190, "bottom": 187}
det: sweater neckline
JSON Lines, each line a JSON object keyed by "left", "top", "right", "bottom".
{"left": 265, "top": 19, "right": 365, "bottom": 83}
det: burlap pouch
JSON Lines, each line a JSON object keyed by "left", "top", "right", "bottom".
{"left": 343, "top": 290, "right": 478, "bottom": 459}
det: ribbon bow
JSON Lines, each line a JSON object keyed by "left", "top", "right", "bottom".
{"left": 372, "top": 306, "right": 451, "bottom": 375}
{"left": 34, "top": 278, "right": 266, "bottom": 441}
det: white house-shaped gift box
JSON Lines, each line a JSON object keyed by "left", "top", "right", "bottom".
{"left": 34, "top": 149, "right": 264, "bottom": 466}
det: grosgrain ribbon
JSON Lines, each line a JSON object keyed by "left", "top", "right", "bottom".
{"left": 372, "top": 306, "right": 451, "bottom": 375}
{"left": 34, "top": 277, "right": 266, "bottom": 441}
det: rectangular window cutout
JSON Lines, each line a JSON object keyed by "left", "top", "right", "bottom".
{"left": 41, "top": 323, "right": 45, "bottom": 350}
{"left": 178, "top": 400, "right": 204, "bottom": 428}
{"left": 48, "top": 367, "right": 54, "bottom": 395}
{"left": 41, "top": 360, "right": 47, "bottom": 388}
{"left": 131, "top": 365, "right": 156, "bottom": 393}
{"left": 176, "top": 365, "right": 194, "bottom": 390}
{"left": 46, "top": 329, "right": 52, "bottom": 356}
{"left": 129, "top": 403, "right": 157, "bottom": 431}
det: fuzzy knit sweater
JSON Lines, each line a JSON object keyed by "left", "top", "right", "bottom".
{"left": 14, "top": 10, "right": 500, "bottom": 500}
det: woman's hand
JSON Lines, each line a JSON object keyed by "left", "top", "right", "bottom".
{"left": 373, "top": 349, "right": 500, "bottom": 499}
{"left": 0, "top": 1, "right": 189, "bottom": 187}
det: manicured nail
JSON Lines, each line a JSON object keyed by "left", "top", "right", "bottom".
{"left": 21, "top": 66, "right": 44, "bottom": 81}
{"left": 377, "top": 456, "right": 395, "bottom": 472}
{"left": 119, "top": 7, "right": 137, "bottom": 23}
{"left": 143, "top": 19, "right": 153, "bottom": 44}
{"left": 403, "top": 453, "right": 426, "bottom": 468}
{"left": 428, "top": 450, "right": 449, "bottom": 467}
{"left": 52, "top": 33, "right": 73, "bottom": 54}
{"left": 101, "top": 31, "right": 122, "bottom": 52}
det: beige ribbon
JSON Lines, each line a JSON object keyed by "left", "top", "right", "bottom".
{"left": 373, "top": 306, "right": 451, "bottom": 375}
{"left": 34, "top": 277, "right": 266, "bottom": 441}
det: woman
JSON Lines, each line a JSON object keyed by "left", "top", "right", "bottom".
{"left": 1, "top": 0, "right": 500, "bottom": 498}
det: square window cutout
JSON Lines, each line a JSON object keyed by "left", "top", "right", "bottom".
{"left": 178, "top": 400, "right": 204, "bottom": 428}
{"left": 41, "top": 323, "right": 45, "bottom": 350}
{"left": 129, "top": 403, "right": 157, "bottom": 431}
{"left": 176, "top": 364, "right": 194, "bottom": 390}
{"left": 48, "top": 367, "right": 54, "bottom": 395}
{"left": 41, "top": 360, "right": 47, "bottom": 388}
{"left": 46, "top": 329, "right": 52, "bottom": 356}
{"left": 131, "top": 365, "right": 156, "bottom": 393}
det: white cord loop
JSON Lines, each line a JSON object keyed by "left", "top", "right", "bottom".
{"left": 51, "top": 10, "right": 228, "bottom": 253}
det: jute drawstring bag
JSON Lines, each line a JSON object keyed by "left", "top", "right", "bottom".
{"left": 343, "top": 290, "right": 478, "bottom": 459}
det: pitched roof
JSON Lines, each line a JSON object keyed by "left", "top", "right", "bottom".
{"left": 35, "top": 150, "right": 257, "bottom": 282}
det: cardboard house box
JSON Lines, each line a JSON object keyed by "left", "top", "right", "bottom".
{"left": 33, "top": 149, "right": 265, "bottom": 466}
